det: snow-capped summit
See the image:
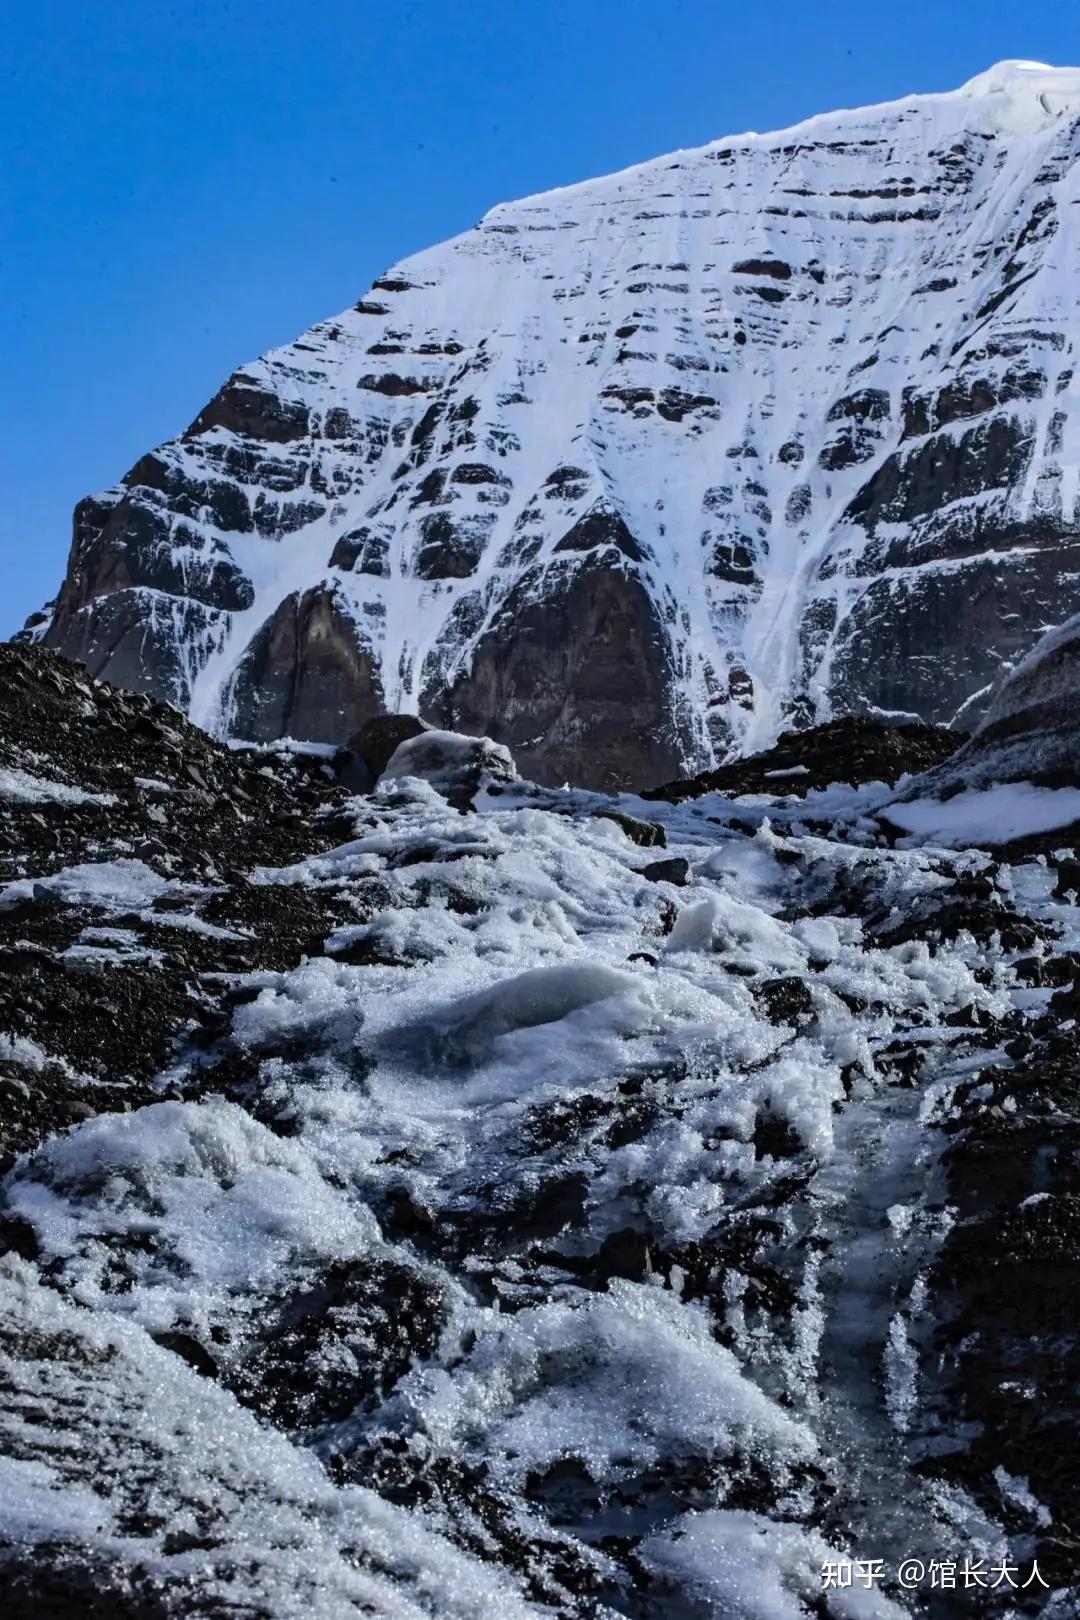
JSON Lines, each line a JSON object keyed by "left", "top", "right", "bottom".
{"left": 27, "top": 63, "right": 1080, "bottom": 787}
{"left": 957, "top": 59, "right": 1080, "bottom": 132}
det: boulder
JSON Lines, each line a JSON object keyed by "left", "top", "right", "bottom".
{"left": 381, "top": 728, "right": 517, "bottom": 809}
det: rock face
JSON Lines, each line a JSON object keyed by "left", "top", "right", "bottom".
{"left": 422, "top": 557, "right": 690, "bottom": 789}
{"left": 915, "top": 610, "right": 1080, "bottom": 791}
{"left": 351, "top": 712, "right": 429, "bottom": 776}
{"left": 227, "top": 584, "right": 384, "bottom": 743}
{"left": 25, "top": 60, "right": 1080, "bottom": 787}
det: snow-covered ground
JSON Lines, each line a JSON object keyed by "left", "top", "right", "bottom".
{"left": 3, "top": 712, "right": 1078, "bottom": 1616}
{"left": 884, "top": 783, "right": 1080, "bottom": 845}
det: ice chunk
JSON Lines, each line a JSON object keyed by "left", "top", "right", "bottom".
{"left": 381, "top": 729, "right": 516, "bottom": 805}
{"left": 446, "top": 962, "right": 637, "bottom": 1041}
{"left": 666, "top": 894, "right": 720, "bottom": 952}
{"left": 6, "top": 1098, "right": 379, "bottom": 1333}
{"left": 389, "top": 1280, "right": 815, "bottom": 1489}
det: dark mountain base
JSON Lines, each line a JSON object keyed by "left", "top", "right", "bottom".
{"left": 0, "top": 645, "right": 353, "bottom": 1167}
{"left": 643, "top": 716, "right": 963, "bottom": 801}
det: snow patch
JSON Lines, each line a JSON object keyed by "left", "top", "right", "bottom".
{"left": 6, "top": 1098, "right": 379, "bottom": 1335}
{"left": 384, "top": 1280, "right": 815, "bottom": 1488}
{"left": 640, "top": 1509, "right": 906, "bottom": 1619}
{"left": 884, "top": 784, "right": 1080, "bottom": 845}
{"left": 0, "top": 766, "right": 116, "bottom": 807}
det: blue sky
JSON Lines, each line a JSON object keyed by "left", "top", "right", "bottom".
{"left": 4, "top": 0, "right": 1079, "bottom": 635}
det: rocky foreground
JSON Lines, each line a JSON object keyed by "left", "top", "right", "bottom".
{"left": 2, "top": 642, "right": 1080, "bottom": 1618}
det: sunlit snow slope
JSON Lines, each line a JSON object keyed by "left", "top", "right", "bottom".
{"left": 29, "top": 61, "right": 1080, "bottom": 788}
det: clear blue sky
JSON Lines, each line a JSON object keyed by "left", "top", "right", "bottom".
{"left": 3, "top": 0, "right": 1078, "bottom": 636}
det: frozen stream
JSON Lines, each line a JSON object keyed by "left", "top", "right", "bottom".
{"left": 808, "top": 1055, "right": 1004, "bottom": 1612}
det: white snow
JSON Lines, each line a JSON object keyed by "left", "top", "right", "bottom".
{"left": 958, "top": 60, "right": 1080, "bottom": 133}
{"left": 882, "top": 1311, "right": 919, "bottom": 1433}
{"left": 0, "top": 1034, "right": 51, "bottom": 1071}
{"left": 6, "top": 1098, "right": 380, "bottom": 1337}
{"left": 1, "top": 753, "right": 1069, "bottom": 1612}
{"left": 884, "top": 783, "right": 1080, "bottom": 845}
{"left": 0, "top": 858, "right": 172, "bottom": 912}
{"left": 993, "top": 1466, "right": 1053, "bottom": 1529}
{"left": 0, "top": 766, "right": 116, "bottom": 807}
{"left": 640, "top": 1509, "right": 905, "bottom": 1619}
{"left": 0, "top": 1258, "right": 546, "bottom": 1620}
{"left": 459, "top": 960, "right": 637, "bottom": 1029}
{"left": 380, "top": 1280, "right": 815, "bottom": 1489}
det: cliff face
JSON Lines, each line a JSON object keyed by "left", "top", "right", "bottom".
{"left": 902, "top": 608, "right": 1080, "bottom": 793}
{"left": 27, "top": 61, "right": 1080, "bottom": 787}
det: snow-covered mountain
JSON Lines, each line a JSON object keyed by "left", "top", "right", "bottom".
{"left": 26, "top": 60, "right": 1080, "bottom": 788}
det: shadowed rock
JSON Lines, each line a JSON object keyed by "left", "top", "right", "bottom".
{"left": 424, "top": 557, "right": 691, "bottom": 792}
{"left": 895, "top": 612, "right": 1080, "bottom": 799}
{"left": 227, "top": 585, "right": 384, "bottom": 743}
{"left": 352, "top": 713, "right": 430, "bottom": 777}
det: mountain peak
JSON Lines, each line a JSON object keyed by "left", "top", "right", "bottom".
{"left": 27, "top": 67, "right": 1080, "bottom": 789}
{"left": 957, "top": 58, "right": 1080, "bottom": 132}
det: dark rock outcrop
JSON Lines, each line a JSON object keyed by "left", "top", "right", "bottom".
{"left": 644, "top": 716, "right": 962, "bottom": 802}
{"left": 423, "top": 558, "right": 690, "bottom": 792}
{"left": 226, "top": 585, "right": 384, "bottom": 743}
{"left": 881, "top": 613, "right": 1080, "bottom": 846}
{"left": 351, "top": 712, "right": 430, "bottom": 777}
{"left": 638, "top": 856, "right": 690, "bottom": 886}
{"left": 920, "top": 611, "right": 1080, "bottom": 791}
{"left": 592, "top": 811, "right": 667, "bottom": 848}
{"left": 0, "top": 643, "right": 352, "bottom": 1167}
